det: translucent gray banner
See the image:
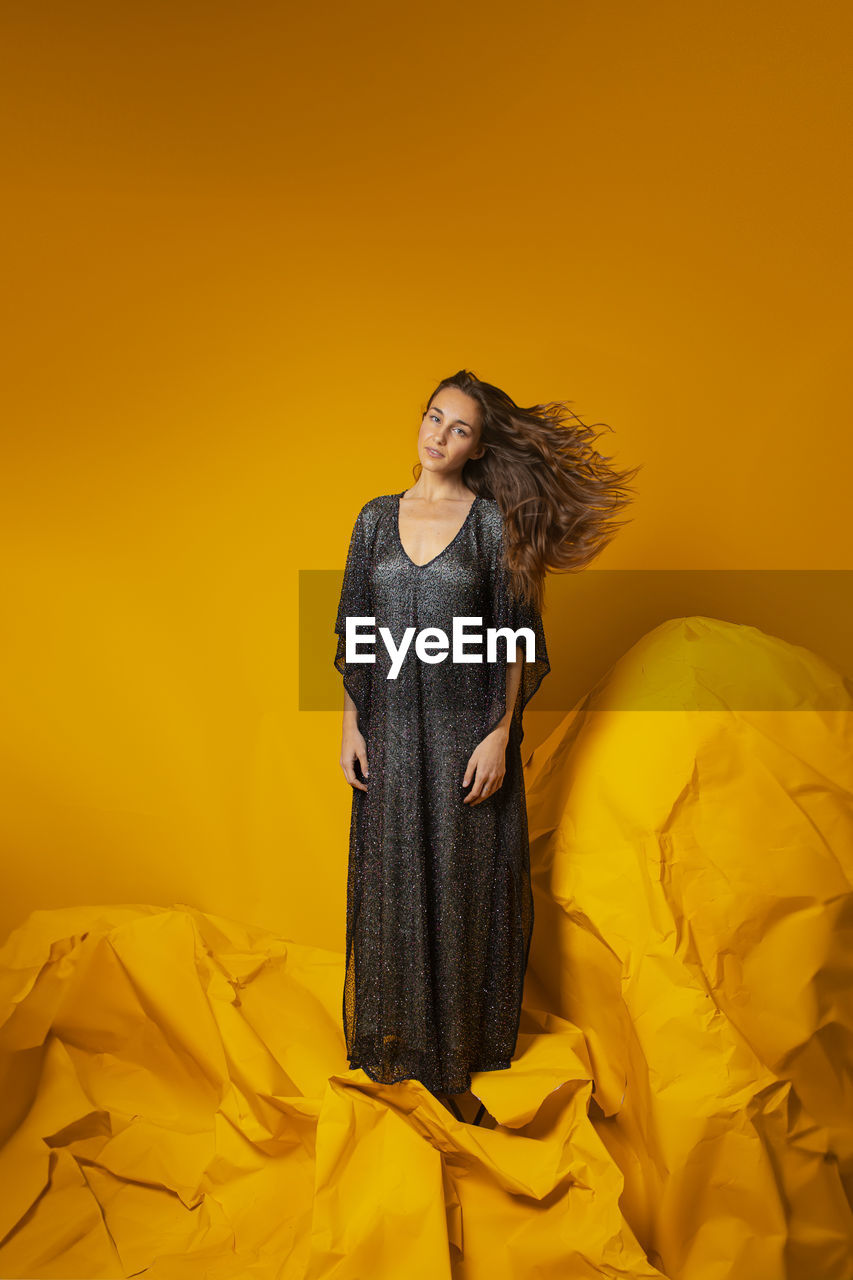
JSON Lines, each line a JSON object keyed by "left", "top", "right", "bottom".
{"left": 300, "top": 569, "right": 853, "bottom": 712}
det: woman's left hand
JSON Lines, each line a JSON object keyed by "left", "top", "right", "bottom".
{"left": 462, "top": 727, "right": 509, "bottom": 805}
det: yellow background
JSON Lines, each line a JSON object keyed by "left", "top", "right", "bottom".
{"left": 2, "top": 0, "right": 851, "bottom": 950}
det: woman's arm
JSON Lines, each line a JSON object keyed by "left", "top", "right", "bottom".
{"left": 496, "top": 657, "right": 523, "bottom": 736}
{"left": 340, "top": 688, "right": 369, "bottom": 792}
{"left": 462, "top": 657, "right": 522, "bottom": 805}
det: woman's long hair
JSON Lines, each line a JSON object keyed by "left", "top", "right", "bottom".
{"left": 412, "top": 369, "right": 642, "bottom": 613}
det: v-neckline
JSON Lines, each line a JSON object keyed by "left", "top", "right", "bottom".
{"left": 396, "top": 490, "right": 480, "bottom": 569}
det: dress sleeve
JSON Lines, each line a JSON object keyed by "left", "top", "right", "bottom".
{"left": 334, "top": 504, "right": 373, "bottom": 732}
{"left": 481, "top": 520, "right": 551, "bottom": 745}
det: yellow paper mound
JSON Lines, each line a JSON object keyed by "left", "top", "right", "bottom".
{"left": 0, "top": 616, "right": 851, "bottom": 1279}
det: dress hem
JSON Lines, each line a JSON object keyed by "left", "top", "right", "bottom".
{"left": 346, "top": 1054, "right": 513, "bottom": 1094}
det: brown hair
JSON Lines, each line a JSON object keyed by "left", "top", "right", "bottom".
{"left": 414, "top": 369, "right": 642, "bottom": 613}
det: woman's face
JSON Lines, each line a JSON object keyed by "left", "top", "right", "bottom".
{"left": 418, "top": 389, "right": 485, "bottom": 478}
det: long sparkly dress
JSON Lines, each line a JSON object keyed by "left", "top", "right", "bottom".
{"left": 334, "top": 490, "right": 550, "bottom": 1095}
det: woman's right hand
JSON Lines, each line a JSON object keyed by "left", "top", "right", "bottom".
{"left": 340, "top": 725, "right": 369, "bottom": 792}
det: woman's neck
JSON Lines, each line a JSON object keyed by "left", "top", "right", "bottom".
{"left": 403, "top": 475, "right": 474, "bottom": 502}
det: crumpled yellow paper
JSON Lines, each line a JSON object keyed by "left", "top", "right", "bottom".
{"left": 1, "top": 616, "right": 851, "bottom": 1279}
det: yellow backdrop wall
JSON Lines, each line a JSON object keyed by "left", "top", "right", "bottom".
{"left": 1, "top": 0, "right": 851, "bottom": 953}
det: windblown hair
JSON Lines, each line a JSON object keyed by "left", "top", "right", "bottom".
{"left": 412, "top": 369, "right": 643, "bottom": 613}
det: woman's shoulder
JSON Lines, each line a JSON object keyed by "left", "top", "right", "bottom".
{"left": 474, "top": 494, "right": 503, "bottom": 531}
{"left": 350, "top": 492, "right": 398, "bottom": 529}
{"left": 354, "top": 492, "right": 398, "bottom": 514}
{"left": 476, "top": 494, "right": 501, "bottom": 513}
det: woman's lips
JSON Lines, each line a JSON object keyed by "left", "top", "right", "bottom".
{"left": 426, "top": 447, "right": 444, "bottom": 458}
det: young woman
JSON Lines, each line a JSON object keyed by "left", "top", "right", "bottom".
{"left": 334, "top": 369, "right": 639, "bottom": 1125}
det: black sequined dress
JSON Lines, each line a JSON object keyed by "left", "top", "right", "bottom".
{"left": 334, "top": 490, "right": 550, "bottom": 1095}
